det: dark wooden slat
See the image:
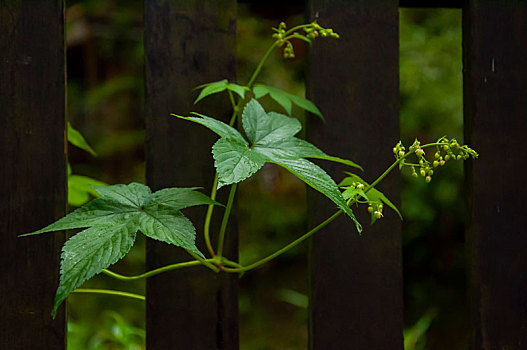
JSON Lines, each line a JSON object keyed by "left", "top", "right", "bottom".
{"left": 399, "top": 0, "right": 462, "bottom": 8}
{"left": 463, "top": 1, "right": 527, "bottom": 348}
{"left": 0, "top": 1, "right": 66, "bottom": 349}
{"left": 144, "top": 1, "right": 238, "bottom": 349}
{"left": 307, "top": 1, "right": 403, "bottom": 349}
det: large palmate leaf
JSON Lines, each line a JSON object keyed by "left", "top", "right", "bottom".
{"left": 173, "top": 99, "right": 362, "bottom": 231}
{"left": 22, "top": 183, "right": 219, "bottom": 316}
{"left": 253, "top": 84, "right": 324, "bottom": 120}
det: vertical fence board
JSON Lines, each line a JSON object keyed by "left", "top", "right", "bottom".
{"left": 463, "top": 1, "right": 527, "bottom": 349}
{"left": 144, "top": 1, "right": 238, "bottom": 349}
{"left": 0, "top": 1, "right": 66, "bottom": 349}
{"left": 307, "top": 1, "right": 402, "bottom": 349}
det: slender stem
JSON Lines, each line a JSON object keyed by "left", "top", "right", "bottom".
{"left": 112, "top": 142, "right": 448, "bottom": 278}
{"left": 284, "top": 24, "right": 312, "bottom": 36}
{"left": 365, "top": 158, "right": 404, "bottom": 192}
{"left": 227, "top": 89, "right": 236, "bottom": 111}
{"left": 101, "top": 257, "right": 242, "bottom": 281}
{"left": 186, "top": 250, "right": 220, "bottom": 273}
{"left": 204, "top": 174, "right": 219, "bottom": 257}
{"left": 221, "top": 258, "right": 243, "bottom": 268}
{"left": 223, "top": 210, "right": 343, "bottom": 273}
{"left": 204, "top": 41, "right": 279, "bottom": 256}
{"left": 222, "top": 142, "right": 449, "bottom": 273}
{"left": 102, "top": 259, "right": 216, "bottom": 281}
{"left": 72, "top": 288, "right": 145, "bottom": 301}
{"left": 364, "top": 142, "right": 447, "bottom": 193}
{"left": 247, "top": 41, "right": 279, "bottom": 88}
{"left": 216, "top": 183, "right": 238, "bottom": 259}
{"left": 228, "top": 109, "right": 238, "bottom": 127}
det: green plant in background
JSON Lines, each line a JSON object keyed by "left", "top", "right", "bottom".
{"left": 67, "top": 122, "right": 107, "bottom": 206}
{"left": 68, "top": 311, "right": 145, "bottom": 350}
{"left": 23, "top": 20, "right": 477, "bottom": 344}
{"left": 404, "top": 309, "right": 438, "bottom": 350}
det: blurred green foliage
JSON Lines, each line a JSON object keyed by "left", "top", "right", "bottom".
{"left": 400, "top": 9, "right": 469, "bottom": 350}
{"left": 65, "top": 2, "right": 467, "bottom": 349}
{"left": 68, "top": 311, "right": 145, "bottom": 350}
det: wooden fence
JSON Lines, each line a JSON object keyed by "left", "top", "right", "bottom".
{"left": 1, "top": 0, "right": 526, "bottom": 349}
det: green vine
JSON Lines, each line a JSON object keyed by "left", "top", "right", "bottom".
{"left": 22, "top": 20, "right": 478, "bottom": 318}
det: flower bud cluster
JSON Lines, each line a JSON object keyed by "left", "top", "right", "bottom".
{"left": 272, "top": 21, "right": 339, "bottom": 60}
{"left": 283, "top": 41, "right": 295, "bottom": 59}
{"left": 271, "top": 22, "right": 288, "bottom": 43}
{"left": 351, "top": 182, "right": 365, "bottom": 191}
{"left": 393, "top": 141, "right": 406, "bottom": 160}
{"left": 408, "top": 139, "right": 433, "bottom": 182}
{"left": 395, "top": 137, "right": 478, "bottom": 184}
{"left": 304, "top": 22, "right": 340, "bottom": 39}
{"left": 432, "top": 137, "right": 478, "bottom": 168}
{"left": 367, "top": 202, "right": 384, "bottom": 220}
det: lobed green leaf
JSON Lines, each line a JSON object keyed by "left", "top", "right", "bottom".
{"left": 53, "top": 217, "right": 138, "bottom": 317}
{"left": 172, "top": 113, "right": 246, "bottom": 143}
{"left": 23, "top": 183, "right": 218, "bottom": 315}
{"left": 212, "top": 137, "right": 266, "bottom": 188}
{"left": 194, "top": 80, "right": 228, "bottom": 104}
{"left": 243, "top": 100, "right": 301, "bottom": 145}
{"left": 137, "top": 209, "right": 202, "bottom": 256}
{"left": 147, "top": 187, "right": 219, "bottom": 210}
{"left": 194, "top": 79, "right": 248, "bottom": 104}
{"left": 252, "top": 84, "right": 324, "bottom": 120}
{"left": 181, "top": 99, "right": 362, "bottom": 230}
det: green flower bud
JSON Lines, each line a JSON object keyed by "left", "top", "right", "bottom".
{"left": 420, "top": 169, "right": 426, "bottom": 177}
{"left": 445, "top": 154, "right": 451, "bottom": 161}
{"left": 433, "top": 161, "right": 439, "bottom": 167}
{"left": 374, "top": 211, "right": 383, "bottom": 219}
{"left": 398, "top": 151, "right": 405, "bottom": 157}
{"left": 425, "top": 176, "right": 432, "bottom": 183}
{"left": 368, "top": 206, "right": 374, "bottom": 213}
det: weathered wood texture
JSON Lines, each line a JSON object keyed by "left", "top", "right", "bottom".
{"left": 307, "top": 1, "right": 403, "bottom": 349}
{"left": 400, "top": 0, "right": 462, "bottom": 8}
{"left": 463, "top": 1, "right": 527, "bottom": 349}
{"left": 0, "top": 1, "right": 66, "bottom": 349}
{"left": 144, "top": 1, "right": 238, "bottom": 349}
